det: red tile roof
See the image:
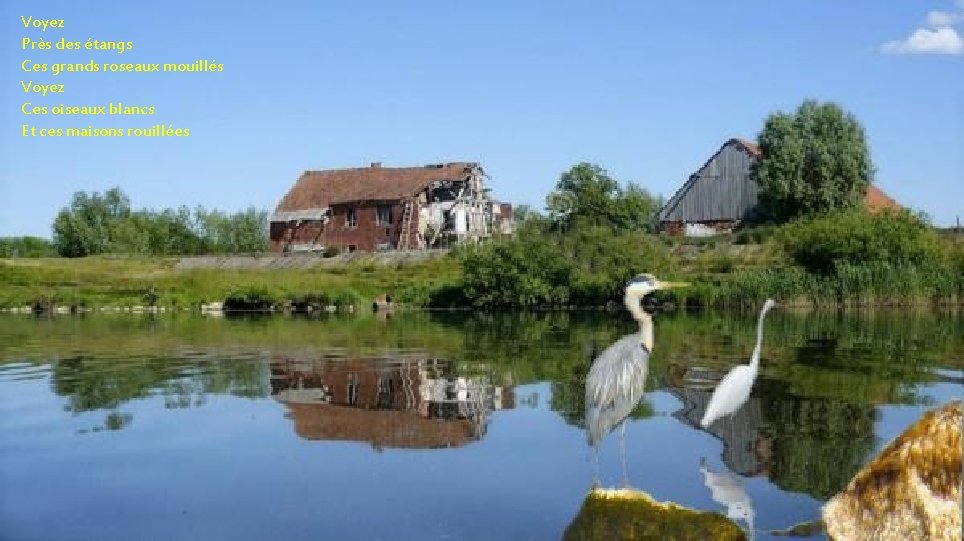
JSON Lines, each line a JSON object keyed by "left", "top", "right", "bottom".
{"left": 864, "top": 184, "right": 900, "bottom": 213}
{"left": 275, "top": 162, "right": 478, "bottom": 211}
{"left": 733, "top": 138, "right": 761, "bottom": 157}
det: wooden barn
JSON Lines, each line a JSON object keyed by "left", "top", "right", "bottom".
{"left": 270, "top": 161, "right": 512, "bottom": 253}
{"left": 657, "top": 138, "right": 900, "bottom": 236}
{"left": 657, "top": 138, "right": 763, "bottom": 236}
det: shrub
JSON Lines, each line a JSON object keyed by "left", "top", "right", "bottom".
{"left": 775, "top": 209, "right": 941, "bottom": 274}
{"left": 333, "top": 288, "right": 363, "bottom": 308}
{"left": 460, "top": 237, "right": 575, "bottom": 307}
{"left": 223, "top": 286, "right": 279, "bottom": 312}
{"left": 0, "top": 237, "right": 57, "bottom": 258}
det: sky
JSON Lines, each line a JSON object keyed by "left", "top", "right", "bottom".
{"left": 1, "top": 0, "right": 962, "bottom": 238}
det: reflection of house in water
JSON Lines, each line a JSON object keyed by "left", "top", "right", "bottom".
{"left": 270, "top": 355, "right": 512, "bottom": 449}
{"left": 665, "top": 365, "right": 770, "bottom": 477}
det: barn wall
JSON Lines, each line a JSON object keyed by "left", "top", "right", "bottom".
{"left": 660, "top": 143, "right": 760, "bottom": 223}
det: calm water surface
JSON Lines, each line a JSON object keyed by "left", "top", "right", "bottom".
{"left": 1, "top": 311, "right": 961, "bottom": 540}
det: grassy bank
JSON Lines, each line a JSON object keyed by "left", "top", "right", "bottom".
{"left": 0, "top": 255, "right": 461, "bottom": 311}
{"left": 2, "top": 248, "right": 961, "bottom": 312}
{"left": 2, "top": 211, "right": 961, "bottom": 311}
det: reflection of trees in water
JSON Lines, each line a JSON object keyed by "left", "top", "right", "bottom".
{"left": 755, "top": 379, "right": 876, "bottom": 501}
{"left": 50, "top": 356, "right": 271, "bottom": 432}
{"left": 667, "top": 375, "right": 877, "bottom": 501}
{"left": 32, "top": 309, "right": 964, "bottom": 445}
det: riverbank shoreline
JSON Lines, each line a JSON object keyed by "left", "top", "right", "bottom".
{"left": 2, "top": 250, "right": 961, "bottom": 313}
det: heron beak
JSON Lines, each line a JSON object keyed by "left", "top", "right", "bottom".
{"left": 657, "top": 280, "right": 690, "bottom": 290}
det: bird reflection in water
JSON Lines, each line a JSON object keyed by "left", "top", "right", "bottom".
{"left": 584, "top": 273, "right": 688, "bottom": 486}
{"left": 700, "top": 458, "right": 756, "bottom": 540}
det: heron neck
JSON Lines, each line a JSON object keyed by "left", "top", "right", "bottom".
{"left": 625, "top": 293, "right": 653, "bottom": 352}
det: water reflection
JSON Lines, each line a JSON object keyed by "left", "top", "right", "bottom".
{"left": 667, "top": 365, "right": 770, "bottom": 477}
{"left": 665, "top": 363, "right": 877, "bottom": 500}
{"left": 700, "top": 459, "right": 756, "bottom": 540}
{"left": 270, "top": 354, "right": 511, "bottom": 449}
{"left": 1, "top": 311, "right": 962, "bottom": 541}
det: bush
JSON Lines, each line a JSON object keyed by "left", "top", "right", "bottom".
{"left": 332, "top": 288, "right": 363, "bottom": 308}
{"left": 0, "top": 237, "right": 57, "bottom": 258}
{"left": 775, "top": 209, "right": 941, "bottom": 274}
{"left": 451, "top": 225, "right": 675, "bottom": 309}
{"left": 733, "top": 224, "right": 777, "bottom": 245}
{"left": 223, "top": 286, "right": 279, "bottom": 312}
{"left": 460, "top": 237, "right": 575, "bottom": 307}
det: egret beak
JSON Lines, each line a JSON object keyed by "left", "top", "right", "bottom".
{"left": 657, "top": 280, "right": 690, "bottom": 290}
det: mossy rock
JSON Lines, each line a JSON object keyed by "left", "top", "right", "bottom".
{"left": 563, "top": 488, "right": 746, "bottom": 541}
{"left": 822, "top": 399, "right": 962, "bottom": 541}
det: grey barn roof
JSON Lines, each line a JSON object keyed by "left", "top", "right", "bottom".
{"left": 657, "top": 138, "right": 761, "bottom": 223}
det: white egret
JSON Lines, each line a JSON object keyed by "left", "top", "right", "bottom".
{"left": 700, "top": 298, "right": 776, "bottom": 428}
{"left": 585, "top": 273, "right": 688, "bottom": 484}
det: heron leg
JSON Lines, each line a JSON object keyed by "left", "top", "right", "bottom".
{"left": 619, "top": 422, "right": 629, "bottom": 488}
{"left": 591, "top": 447, "right": 601, "bottom": 489}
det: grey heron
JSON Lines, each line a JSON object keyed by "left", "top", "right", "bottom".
{"left": 700, "top": 298, "right": 777, "bottom": 428}
{"left": 585, "top": 273, "right": 688, "bottom": 485}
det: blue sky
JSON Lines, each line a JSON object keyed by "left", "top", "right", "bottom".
{"left": 2, "top": 0, "right": 962, "bottom": 237}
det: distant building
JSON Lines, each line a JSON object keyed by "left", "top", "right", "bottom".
{"left": 657, "top": 138, "right": 901, "bottom": 236}
{"left": 269, "top": 162, "right": 512, "bottom": 253}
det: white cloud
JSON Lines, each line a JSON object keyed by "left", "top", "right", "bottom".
{"left": 881, "top": 0, "right": 964, "bottom": 56}
{"left": 926, "top": 10, "right": 962, "bottom": 27}
{"left": 882, "top": 26, "right": 964, "bottom": 55}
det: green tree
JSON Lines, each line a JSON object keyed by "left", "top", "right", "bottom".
{"left": 50, "top": 188, "right": 267, "bottom": 257}
{"left": 546, "top": 163, "right": 659, "bottom": 232}
{"left": 52, "top": 187, "right": 132, "bottom": 257}
{"left": 752, "top": 100, "right": 874, "bottom": 222}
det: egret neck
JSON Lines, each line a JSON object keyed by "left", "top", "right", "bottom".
{"left": 749, "top": 300, "right": 775, "bottom": 371}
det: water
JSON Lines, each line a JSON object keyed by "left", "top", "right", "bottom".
{"left": 1, "top": 311, "right": 961, "bottom": 540}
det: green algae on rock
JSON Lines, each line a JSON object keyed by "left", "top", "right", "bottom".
{"left": 563, "top": 488, "right": 746, "bottom": 541}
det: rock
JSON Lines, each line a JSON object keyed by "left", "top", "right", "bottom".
{"left": 563, "top": 487, "right": 746, "bottom": 541}
{"left": 822, "top": 400, "right": 962, "bottom": 541}
{"left": 200, "top": 302, "right": 224, "bottom": 313}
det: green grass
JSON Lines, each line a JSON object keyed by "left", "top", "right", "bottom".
{"left": 2, "top": 239, "right": 961, "bottom": 311}
{"left": 0, "top": 255, "right": 461, "bottom": 309}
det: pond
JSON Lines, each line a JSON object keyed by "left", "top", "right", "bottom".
{"left": 1, "top": 310, "right": 961, "bottom": 540}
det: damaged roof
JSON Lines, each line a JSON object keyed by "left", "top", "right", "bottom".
{"left": 275, "top": 162, "right": 479, "bottom": 211}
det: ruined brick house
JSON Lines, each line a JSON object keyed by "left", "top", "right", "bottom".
{"left": 657, "top": 138, "right": 901, "bottom": 236}
{"left": 270, "top": 161, "right": 512, "bottom": 253}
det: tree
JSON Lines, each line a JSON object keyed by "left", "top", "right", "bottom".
{"left": 546, "top": 163, "right": 659, "bottom": 232}
{"left": 53, "top": 188, "right": 131, "bottom": 257}
{"left": 752, "top": 100, "right": 875, "bottom": 222}
{"left": 50, "top": 188, "right": 268, "bottom": 257}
